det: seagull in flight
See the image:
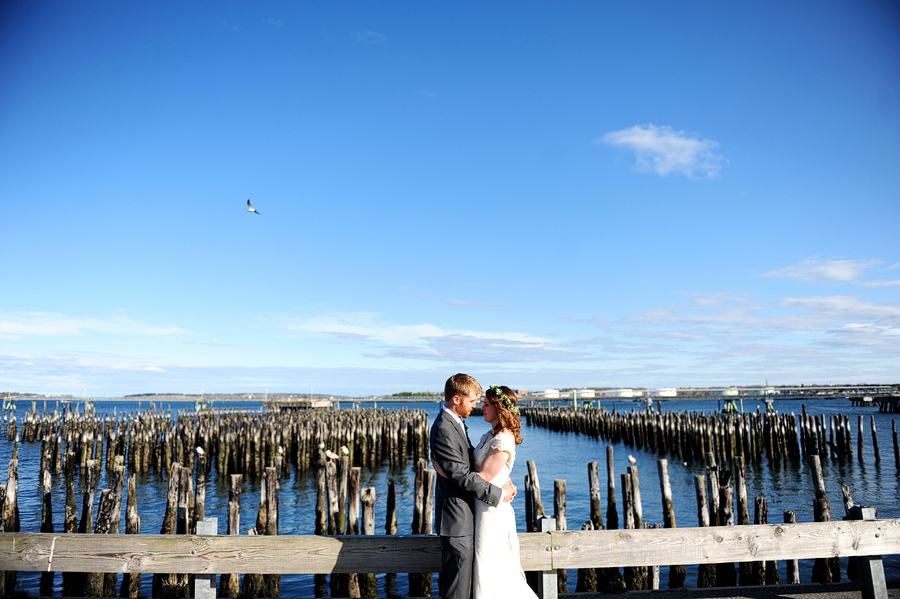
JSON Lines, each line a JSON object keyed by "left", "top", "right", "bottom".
{"left": 247, "top": 199, "right": 260, "bottom": 215}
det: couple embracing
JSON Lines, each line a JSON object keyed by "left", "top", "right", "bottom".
{"left": 430, "top": 373, "right": 538, "bottom": 599}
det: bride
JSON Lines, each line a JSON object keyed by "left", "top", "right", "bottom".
{"left": 470, "top": 385, "right": 538, "bottom": 599}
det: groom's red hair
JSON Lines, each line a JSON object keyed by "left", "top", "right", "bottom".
{"left": 444, "top": 373, "right": 482, "bottom": 404}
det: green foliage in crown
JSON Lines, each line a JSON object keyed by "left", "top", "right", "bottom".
{"left": 488, "top": 385, "right": 520, "bottom": 416}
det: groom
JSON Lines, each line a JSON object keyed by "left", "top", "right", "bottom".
{"left": 431, "top": 373, "right": 516, "bottom": 599}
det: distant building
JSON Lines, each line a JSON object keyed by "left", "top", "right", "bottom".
{"left": 603, "top": 389, "right": 634, "bottom": 398}
{"left": 650, "top": 387, "right": 677, "bottom": 397}
{"left": 539, "top": 389, "right": 560, "bottom": 399}
{"left": 575, "top": 388, "right": 596, "bottom": 398}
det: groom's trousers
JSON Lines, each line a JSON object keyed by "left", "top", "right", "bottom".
{"left": 440, "top": 534, "right": 474, "bottom": 599}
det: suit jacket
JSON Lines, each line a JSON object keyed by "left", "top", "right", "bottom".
{"left": 430, "top": 408, "right": 502, "bottom": 537}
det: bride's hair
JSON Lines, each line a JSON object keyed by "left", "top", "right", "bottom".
{"left": 486, "top": 385, "right": 523, "bottom": 445}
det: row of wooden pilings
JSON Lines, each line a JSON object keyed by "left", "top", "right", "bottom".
{"left": 0, "top": 403, "right": 431, "bottom": 598}
{"left": 1, "top": 436, "right": 868, "bottom": 598}
{"left": 0, "top": 402, "right": 886, "bottom": 598}
{"left": 0, "top": 444, "right": 435, "bottom": 597}
{"left": 521, "top": 405, "right": 900, "bottom": 469}
{"left": 4, "top": 404, "right": 430, "bottom": 480}
{"left": 516, "top": 444, "right": 863, "bottom": 594}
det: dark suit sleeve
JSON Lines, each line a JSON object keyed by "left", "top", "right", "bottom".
{"left": 432, "top": 423, "right": 502, "bottom": 508}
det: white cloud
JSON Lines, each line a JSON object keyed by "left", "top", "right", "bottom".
{"left": 277, "top": 312, "right": 444, "bottom": 346}
{"left": 0, "top": 311, "right": 185, "bottom": 338}
{"left": 857, "top": 279, "right": 900, "bottom": 288}
{"left": 762, "top": 259, "right": 880, "bottom": 283}
{"left": 444, "top": 299, "right": 499, "bottom": 308}
{"left": 372, "top": 333, "right": 590, "bottom": 363}
{"left": 264, "top": 18, "right": 284, "bottom": 26}
{"left": 619, "top": 293, "right": 900, "bottom": 353}
{"left": 354, "top": 31, "right": 386, "bottom": 44}
{"left": 600, "top": 124, "right": 725, "bottom": 178}
{"left": 274, "top": 312, "right": 569, "bottom": 363}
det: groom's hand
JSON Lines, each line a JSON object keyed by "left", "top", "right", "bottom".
{"left": 501, "top": 479, "right": 517, "bottom": 502}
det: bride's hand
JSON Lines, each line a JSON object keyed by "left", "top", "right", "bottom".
{"left": 501, "top": 479, "right": 517, "bottom": 502}
{"left": 431, "top": 455, "right": 448, "bottom": 478}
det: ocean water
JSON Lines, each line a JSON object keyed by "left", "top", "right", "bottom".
{"left": 1, "top": 397, "right": 898, "bottom": 596}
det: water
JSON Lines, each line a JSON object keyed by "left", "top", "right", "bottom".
{"left": 2, "top": 397, "right": 898, "bottom": 596}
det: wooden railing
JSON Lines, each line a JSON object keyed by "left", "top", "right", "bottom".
{"left": 1, "top": 511, "right": 896, "bottom": 599}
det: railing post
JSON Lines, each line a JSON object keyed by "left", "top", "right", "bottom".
{"left": 194, "top": 517, "right": 218, "bottom": 599}
{"left": 850, "top": 506, "right": 887, "bottom": 599}
{"left": 537, "top": 516, "right": 558, "bottom": 599}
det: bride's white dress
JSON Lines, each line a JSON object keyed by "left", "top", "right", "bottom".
{"left": 472, "top": 430, "right": 538, "bottom": 599}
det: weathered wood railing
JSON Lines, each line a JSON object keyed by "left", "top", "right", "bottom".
{"left": 1, "top": 512, "right": 896, "bottom": 599}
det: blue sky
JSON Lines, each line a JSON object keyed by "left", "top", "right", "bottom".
{"left": 1, "top": 1, "right": 898, "bottom": 397}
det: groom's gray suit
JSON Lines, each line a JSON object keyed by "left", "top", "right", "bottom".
{"left": 431, "top": 408, "right": 502, "bottom": 599}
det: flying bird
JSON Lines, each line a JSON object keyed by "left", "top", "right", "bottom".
{"left": 247, "top": 199, "right": 260, "bottom": 214}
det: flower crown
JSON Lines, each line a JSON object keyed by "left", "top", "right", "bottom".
{"left": 488, "top": 385, "right": 520, "bottom": 416}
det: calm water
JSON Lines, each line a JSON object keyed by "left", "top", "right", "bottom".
{"left": 2, "top": 397, "right": 898, "bottom": 596}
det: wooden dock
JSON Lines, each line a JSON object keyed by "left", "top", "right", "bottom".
{"left": 1, "top": 512, "right": 896, "bottom": 599}
{"left": 273, "top": 398, "right": 333, "bottom": 410}
{"left": 877, "top": 397, "right": 900, "bottom": 413}
{"left": 847, "top": 395, "right": 900, "bottom": 410}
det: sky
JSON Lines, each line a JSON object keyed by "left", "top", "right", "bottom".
{"left": 1, "top": 1, "right": 899, "bottom": 397}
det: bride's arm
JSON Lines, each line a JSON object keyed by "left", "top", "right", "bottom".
{"left": 477, "top": 448, "right": 510, "bottom": 482}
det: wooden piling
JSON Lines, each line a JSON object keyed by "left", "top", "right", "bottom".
{"left": 784, "top": 510, "right": 800, "bottom": 583}
{"left": 893, "top": 420, "right": 899, "bottom": 470}
{"left": 120, "top": 475, "right": 142, "bottom": 598}
{"left": 587, "top": 460, "right": 604, "bottom": 531}
{"left": 621, "top": 472, "right": 645, "bottom": 590}
{"left": 360, "top": 487, "right": 378, "bottom": 598}
{"left": 871, "top": 416, "right": 881, "bottom": 465}
{"left": 383, "top": 479, "right": 398, "bottom": 599}
{"left": 576, "top": 520, "right": 598, "bottom": 592}
{"left": 810, "top": 455, "right": 841, "bottom": 584}
{"left": 527, "top": 459, "right": 545, "bottom": 530}
{"left": 555, "top": 479, "right": 568, "bottom": 593}
{"left": 858, "top": 415, "right": 865, "bottom": 462}
{"left": 39, "top": 468, "right": 54, "bottom": 596}
{"left": 606, "top": 445, "right": 618, "bottom": 531}
{"left": 716, "top": 483, "right": 737, "bottom": 587}
{"left": 262, "top": 467, "right": 280, "bottom": 598}
{"left": 657, "top": 459, "right": 686, "bottom": 588}
{"left": 694, "top": 474, "right": 715, "bottom": 588}
{"left": 409, "top": 459, "right": 428, "bottom": 596}
{"left": 345, "top": 466, "right": 361, "bottom": 598}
